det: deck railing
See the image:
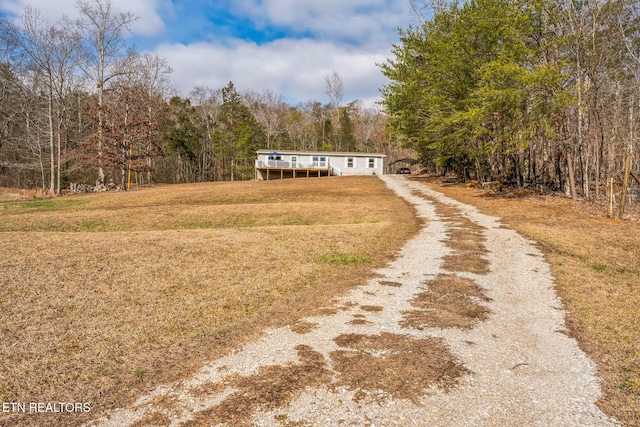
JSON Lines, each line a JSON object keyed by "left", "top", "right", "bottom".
{"left": 255, "top": 160, "right": 329, "bottom": 169}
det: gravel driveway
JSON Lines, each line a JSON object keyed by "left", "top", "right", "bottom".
{"left": 87, "top": 175, "right": 619, "bottom": 427}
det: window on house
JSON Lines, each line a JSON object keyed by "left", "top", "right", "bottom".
{"left": 291, "top": 156, "right": 297, "bottom": 167}
{"left": 346, "top": 157, "right": 354, "bottom": 168}
{"left": 312, "top": 156, "right": 327, "bottom": 167}
{"left": 368, "top": 158, "right": 375, "bottom": 168}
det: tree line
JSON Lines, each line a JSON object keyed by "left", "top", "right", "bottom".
{"left": 0, "top": 0, "right": 400, "bottom": 192}
{"left": 381, "top": 0, "right": 640, "bottom": 198}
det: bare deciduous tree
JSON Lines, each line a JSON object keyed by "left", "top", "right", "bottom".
{"left": 15, "top": 7, "right": 81, "bottom": 193}
{"left": 324, "top": 71, "right": 344, "bottom": 107}
{"left": 245, "top": 89, "right": 288, "bottom": 149}
{"left": 74, "top": 0, "right": 138, "bottom": 185}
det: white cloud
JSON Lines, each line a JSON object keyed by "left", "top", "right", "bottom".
{"left": 156, "top": 37, "right": 390, "bottom": 106}
{"left": 0, "top": 0, "right": 165, "bottom": 35}
{"left": 0, "top": 0, "right": 409, "bottom": 105}
{"left": 0, "top": 0, "right": 75, "bottom": 16}
{"left": 233, "top": 0, "right": 410, "bottom": 49}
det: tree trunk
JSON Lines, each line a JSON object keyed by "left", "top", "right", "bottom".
{"left": 97, "top": 83, "right": 105, "bottom": 185}
{"left": 121, "top": 158, "right": 126, "bottom": 190}
{"left": 48, "top": 91, "right": 55, "bottom": 193}
{"left": 567, "top": 150, "right": 577, "bottom": 198}
{"left": 57, "top": 115, "right": 62, "bottom": 194}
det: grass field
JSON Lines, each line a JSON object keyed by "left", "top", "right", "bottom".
{"left": 1, "top": 174, "right": 639, "bottom": 426}
{"left": 0, "top": 176, "right": 420, "bottom": 426}
{"left": 414, "top": 177, "right": 640, "bottom": 426}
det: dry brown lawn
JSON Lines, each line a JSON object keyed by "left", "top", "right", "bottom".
{"left": 3, "top": 174, "right": 638, "bottom": 426}
{"left": 0, "top": 176, "right": 419, "bottom": 427}
{"left": 414, "top": 175, "right": 640, "bottom": 426}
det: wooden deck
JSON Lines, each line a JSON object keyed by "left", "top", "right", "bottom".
{"left": 255, "top": 167, "right": 332, "bottom": 180}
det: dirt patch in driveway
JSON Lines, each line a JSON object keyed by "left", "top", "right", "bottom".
{"left": 401, "top": 274, "right": 491, "bottom": 330}
{"left": 183, "top": 346, "right": 330, "bottom": 427}
{"left": 331, "top": 332, "right": 469, "bottom": 403}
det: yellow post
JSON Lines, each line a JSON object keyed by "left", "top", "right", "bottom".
{"left": 617, "top": 156, "right": 632, "bottom": 219}
{"left": 609, "top": 177, "right": 613, "bottom": 218}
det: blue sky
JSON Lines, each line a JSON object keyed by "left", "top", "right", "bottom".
{"left": 0, "top": 0, "right": 416, "bottom": 106}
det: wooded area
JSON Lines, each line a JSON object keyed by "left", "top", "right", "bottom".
{"left": 4, "top": 0, "right": 639, "bottom": 202}
{"left": 381, "top": 0, "right": 640, "bottom": 200}
{"left": 0, "top": 1, "right": 401, "bottom": 192}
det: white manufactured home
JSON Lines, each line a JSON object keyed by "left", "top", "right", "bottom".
{"left": 255, "top": 150, "right": 386, "bottom": 180}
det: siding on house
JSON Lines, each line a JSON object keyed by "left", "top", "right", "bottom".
{"left": 255, "top": 150, "right": 385, "bottom": 180}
